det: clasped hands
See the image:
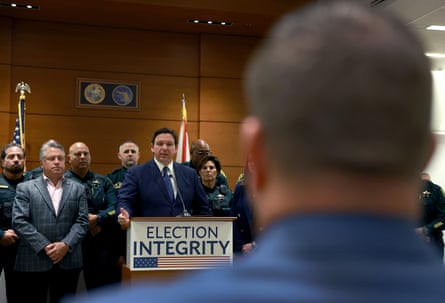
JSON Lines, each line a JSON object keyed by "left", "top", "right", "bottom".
{"left": 45, "top": 242, "right": 69, "bottom": 264}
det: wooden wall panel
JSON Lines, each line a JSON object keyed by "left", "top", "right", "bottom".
{"left": 23, "top": 114, "right": 200, "bottom": 175}
{"left": 198, "top": 121, "right": 244, "bottom": 187}
{"left": 2, "top": 19, "right": 260, "bottom": 190}
{"left": 12, "top": 20, "right": 199, "bottom": 76}
{"left": 0, "top": 17, "right": 12, "bottom": 119}
{"left": 221, "top": 166, "right": 244, "bottom": 191}
{"left": 198, "top": 34, "right": 255, "bottom": 187}
{"left": 0, "top": 64, "right": 12, "bottom": 112}
{"left": 0, "top": 113, "right": 11, "bottom": 146}
{"left": 199, "top": 77, "right": 247, "bottom": 122}
{"left": 11, "top": 66, "right": 200, "bottom": 121}
{"left": 200, "top": 34, "right": 260, "bottom": 78}
{"left": 0, "top": 17, "right": 12, "bottom": 65}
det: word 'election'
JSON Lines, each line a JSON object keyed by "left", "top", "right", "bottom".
{"left": 133, "top": 225, "right": 230, "bottom": 256}
{"left": 147, "top": 225, "right": 218, "bottom": 239}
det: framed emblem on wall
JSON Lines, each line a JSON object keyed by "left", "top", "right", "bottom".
{"left": 76, "top": 78, "right": 140, "bottom": 110}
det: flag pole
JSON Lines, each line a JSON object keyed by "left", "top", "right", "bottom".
{"left": 13, "top": 82, "right": 30, "bottom": 172}
{"left": 176, "top": 94, "right": 190, "bottom": 163}
{"left": 14, "top": 81, "right": 30, "bottom": 149}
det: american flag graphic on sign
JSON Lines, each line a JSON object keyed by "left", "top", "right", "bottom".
{"left": 134, "top": 256, "right": 231, "bottom": 269}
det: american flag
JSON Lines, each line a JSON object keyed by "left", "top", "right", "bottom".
{"left": 134, "top": 256, "right": 231, "bottom": 269}
{"left": 12, "top": 99, "right": 25, "bottom": 148}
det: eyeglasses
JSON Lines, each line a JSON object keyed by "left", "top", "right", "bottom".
{"left": 194, "top": 150, "right": 211, "bottom": 155}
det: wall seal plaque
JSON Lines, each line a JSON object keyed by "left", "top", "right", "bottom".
{"left": 84, "top": 83, "right": 106, "bottom": 104}
{"left": 77, "top": 78, "right": 140, "bottom": 110}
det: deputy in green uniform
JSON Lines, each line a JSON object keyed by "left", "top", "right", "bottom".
{"left": 66, "top": 142, "right": 121, "bottom": 290}
{"left": 107, "top": 141, "right": 140, "bottom": 265}
{"left": 182, "top": 138, "right": 229, "bottom": 188}
{"left": 0, "top": 143, "right": 25, "bottom": 303}
{"left": 107, "top": 141, "right": 140, "bottom": 189}
{"left": 416, "top": 173, "right": 445, "bottom": 259}
{"left": 197, "top": 155, "right": 232, "bottom": 216}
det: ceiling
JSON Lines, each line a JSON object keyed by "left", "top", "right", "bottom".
{"left": 0, "top": 0, "right": 313, "bottom": 37}
{"left": 371, "top": 0, "right": 445, "bottom": 70}
{"left": 1, "top": 0, "right": 445, "bottom": 69}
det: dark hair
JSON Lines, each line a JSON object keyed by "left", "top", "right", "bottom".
{"left": 245, "top": 0, "right": 431, "bottom": 177}
{"left": 197, "top": 155, "right": 222, "bottom": 174}
{"left": 1, "top": 142, "right": 26, "bottom": 160}
{"left": 151, "top": 128, "right": 178, "bottom": 145}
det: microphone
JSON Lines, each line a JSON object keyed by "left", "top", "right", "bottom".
{"left": 169, "top": 174, "right": 191, "bottom": 217}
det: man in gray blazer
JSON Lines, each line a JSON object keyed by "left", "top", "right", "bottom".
{"left": 13, "top": 139, "right": 89, "bottom": 303}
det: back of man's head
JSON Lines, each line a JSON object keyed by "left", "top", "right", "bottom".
{"left": 245, "top": 0, "right": 432, "bottom": 177}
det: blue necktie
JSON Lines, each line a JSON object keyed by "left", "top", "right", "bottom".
{"left": 163, "top": 166, "right": 174, "bottom": 203}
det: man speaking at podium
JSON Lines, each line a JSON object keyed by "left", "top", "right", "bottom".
{"left": 117, "top": 127, "right": 209, "bottom": 229}
{"left": 66, "top": 1, "right": 445, "bottom": 302}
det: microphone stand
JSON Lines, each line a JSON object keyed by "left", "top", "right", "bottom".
{"left": 169, "top": 174, "right": 191, "bottom": 217}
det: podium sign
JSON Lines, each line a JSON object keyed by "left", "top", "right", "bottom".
{"left": 127, "top": 217, "right": 234, "bottom": 271}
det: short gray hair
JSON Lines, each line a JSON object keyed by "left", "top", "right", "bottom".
{"left": 40, "top": 139, "right": 65, "bottom": 161}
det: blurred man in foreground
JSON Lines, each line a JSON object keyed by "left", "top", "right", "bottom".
{"left": 65, "top": 1, "right": 445, "bottom": 302}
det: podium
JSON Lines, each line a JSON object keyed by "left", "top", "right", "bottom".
{"left": 122, "top": 216, "right": 235, "bottom": 283}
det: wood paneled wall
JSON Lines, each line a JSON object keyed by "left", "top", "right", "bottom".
{"left": 0, "top": 17, "right": 260, "bottom": 188}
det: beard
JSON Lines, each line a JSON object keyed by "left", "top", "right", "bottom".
{"left": 4, "top": 164, "right": 24, "bottom": 174}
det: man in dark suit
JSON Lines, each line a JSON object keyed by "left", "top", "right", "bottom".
{"left": 66, "top": 2, "right": 445, "bottom": 303}
{"left": 117, "top": 128, "right": 209, "bottom": 229}
{"left": 12, "top": 139, "right": 89, "bottom": 303}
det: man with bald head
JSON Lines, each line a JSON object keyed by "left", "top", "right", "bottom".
{"left": 183, "top": 139, "right": 229, "bottom": 188}
{"left": 107, "top": 141, "right": 140, "bottom": 266}
{"left": 185, "top": 139, "right": 211, "bottom": 169}
{"left": 107, "top": 141, "right": 140, "bottom": 191}
{"left": 66, "top": 142, "right": 121, "bottom": 290}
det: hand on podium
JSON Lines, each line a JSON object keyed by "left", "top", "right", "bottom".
{"left": 118, "top": 207, "right": 130, "bottom": 230}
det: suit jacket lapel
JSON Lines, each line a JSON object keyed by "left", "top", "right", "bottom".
{"left": 58, "top": 179, "right": 71, "bottom": 214}
{"left": 35, "top": 176, "right": 57, "bottom": 216}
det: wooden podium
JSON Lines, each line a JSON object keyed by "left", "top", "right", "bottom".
{"left": 122, "top": 216, "right": 235, "bottom": 283}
